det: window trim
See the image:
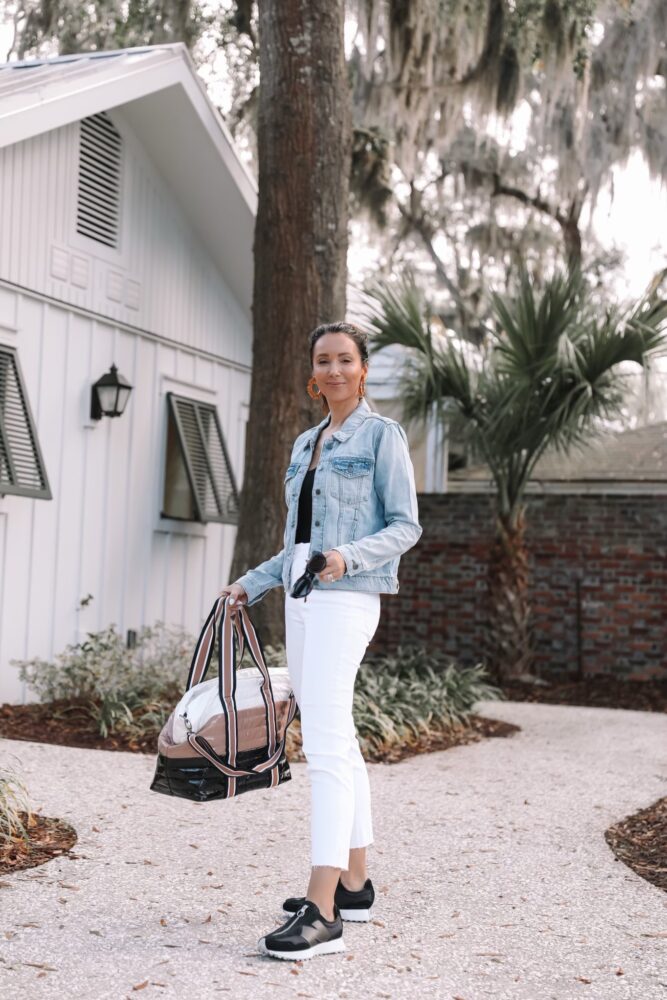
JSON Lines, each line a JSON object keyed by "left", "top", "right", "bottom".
{"left": 161, "top": 390, "right": 240, "bottom": 527}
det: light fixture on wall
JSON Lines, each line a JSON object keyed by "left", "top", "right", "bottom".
{"left": 90, "top": 364, "right": 133, "bottom": 420}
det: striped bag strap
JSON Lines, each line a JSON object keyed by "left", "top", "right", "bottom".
{"left": 215, "top": 595, "right": 283, "bottom": 794}
{"left": 185, "top": 597, "right": 245, "bottom": 691}
{"left": 183, "top": 595, "right": 296, "bottom": 794}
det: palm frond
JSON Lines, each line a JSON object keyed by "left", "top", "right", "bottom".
{"left": 364, "top": 272, "right": 484, "bottom": 429}
{"left": 491, "top": 265, "right": 586, "bottom": 379}
{"left": 365, "top": 267, "right": 667, "bottom": 517}
{"left": 363, "top": 273, "right": 431, "bottom": 355}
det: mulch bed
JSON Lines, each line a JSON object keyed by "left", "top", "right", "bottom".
{"left": 1, "top": 676, "right": 665, "bottom": 888}
{"left": 605, "top": 797, "right": 667, "bottom": 892}
{"left": 0, "top": 698, "right": 518, "bottom": 758}
{"left": 370, "top": 714, "right": 519, "bottom": 762}
{"left": 0, "top": 812, "right": 77, "bottom": 876}
{"left": 285, "top": 714, "right": 518, "bottom": 765}
{"left": 1, "top": 676, "right": 662, "bottom": 755}
{"left": 499, "top": 675, "right": 667, "bottom": 713}
{"left": 0, "top": 699, "right": 156, "bottom": 753}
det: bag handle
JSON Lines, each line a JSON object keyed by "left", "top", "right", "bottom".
{"left": 184, "top": 595, "right": 296, "bottom": 794}
{"left": 185, "top": 597, "right": 245, "bottom": 691}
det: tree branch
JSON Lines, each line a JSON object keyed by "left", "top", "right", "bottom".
{"left": 394, "top": 183, "right": 473, "bottom": 328}
{"left": 491, "top": 172, "right": 585, "bottom": 270}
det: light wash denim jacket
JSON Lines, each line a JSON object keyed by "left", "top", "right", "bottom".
{"left": 235, "top": 397, "right": 423, "bottom": 606}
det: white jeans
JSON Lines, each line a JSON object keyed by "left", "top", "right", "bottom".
{"left": 285, "top": 542, "right": 382, "bottom": 869}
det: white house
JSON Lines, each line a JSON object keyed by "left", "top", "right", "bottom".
{"left": 0, "top": 44, "right": 257, "bottom": 703}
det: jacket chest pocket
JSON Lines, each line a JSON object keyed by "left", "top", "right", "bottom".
{"left": 330, "top": 457, "right": 374, "bottom": 504}
{"left": 284, "top": 463, "right": 300, "bottom": 505}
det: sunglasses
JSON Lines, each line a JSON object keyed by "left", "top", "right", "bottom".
{"left": 289, "top": 550, "right": 328, "bottom": 600}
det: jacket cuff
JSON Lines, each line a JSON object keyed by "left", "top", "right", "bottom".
{"left": 332, "top": 543, "right": 363, "bottom": 576}
{"left": 233, "top": 574, "right": 268, "bottom": 607}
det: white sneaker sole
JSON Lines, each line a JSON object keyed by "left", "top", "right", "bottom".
{"left": 258, "top": 935, "right": 346, "bottom": 961}
{"left": 339, "top": 907, "right": 371, "bottom": 921}
{"left": 282, "top": 905, "right": 372, "bottom": 923}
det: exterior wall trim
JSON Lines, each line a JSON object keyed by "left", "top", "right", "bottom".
{"left": 447, "top": 479, "right": 667, "bottom": 497}
{"left": 0, "top": 278, "right": 251, "bottom": 375}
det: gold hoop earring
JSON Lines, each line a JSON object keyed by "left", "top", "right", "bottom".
{"left": 358, "top": 378, "right": 366, "bottom": 398}
{"left": 307, "top": 376, "right": 321, "bottom": 399}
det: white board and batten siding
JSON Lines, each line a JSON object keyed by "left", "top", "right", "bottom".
{"left": 0, "top": 105, "right": 253, "bottom": 704}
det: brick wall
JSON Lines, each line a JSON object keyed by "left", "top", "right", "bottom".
{"left": 370, "top": 492, "right": 667, "bottom": 681}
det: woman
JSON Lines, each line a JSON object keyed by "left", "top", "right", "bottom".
{"left": 219, "top": 321, "right": 422, "bottom": 961}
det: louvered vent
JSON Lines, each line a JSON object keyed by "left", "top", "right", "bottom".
{"left": 0, "top": 347, "right": 52, "bottom": 500}
{"left": 76, "top": 112, "right": 122, "bottom": 248}
{"left": 162, "top": 393, "right": 240, "bottom": 524}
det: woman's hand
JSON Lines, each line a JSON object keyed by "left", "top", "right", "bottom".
{"left": 217, "top": 583, "right": 248, "bottom": 615}
{"left": 317, "top": 550, "right": 347, "bottom": 583}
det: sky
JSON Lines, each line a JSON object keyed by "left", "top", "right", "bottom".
{"left": 590, "top": 153, "right": 667, "bottom": 299}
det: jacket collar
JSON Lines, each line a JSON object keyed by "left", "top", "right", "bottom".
{"left": 306, "top": 397, "right": 373, "bottom": 447}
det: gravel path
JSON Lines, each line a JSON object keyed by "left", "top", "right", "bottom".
{"left": 0, "top": 700, "right": 665, "bottom": 1000}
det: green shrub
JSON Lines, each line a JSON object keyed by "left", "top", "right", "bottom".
{"left": 261, "top": 641, "right": 503, "bottom": 758}
{"left": 14, "top": 622, "right": 193, "bottom": 703}
{"left": 13, "top": 621, "right": 283, "bottom": 742}
{"left": 354, "top": 645, "right": 504, "bottom": 756}
{"left": 12, "top": 625, "right": 502, "bottom": 757}
{"left": 0, "top": 759, "right": 33, "bottom": 847}
{"left": 12, "top": 622, "right": 195, "bottom": 740}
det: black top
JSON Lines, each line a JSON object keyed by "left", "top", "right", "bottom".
{"left": 295, "top": 467, "right": 316, "bottom": 543}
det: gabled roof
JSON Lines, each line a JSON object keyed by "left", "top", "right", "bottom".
{"left": 449, "top": 421, "right": 667, "bottom": 494}
{"left": 0, "top": 45, "right": 257, "bottom": 316}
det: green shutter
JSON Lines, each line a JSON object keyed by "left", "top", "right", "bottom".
{"left": 0, "top": 346, "right": 52, "bottom": 500}
{"left": 163, "top": 392, "right": 240, "bottom": 524}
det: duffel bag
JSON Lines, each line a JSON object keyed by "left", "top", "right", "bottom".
{"left": 150, "top": 594, "right": 297, "bottom": 802}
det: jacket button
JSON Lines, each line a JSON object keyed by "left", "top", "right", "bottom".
{"left": 315, "top": 489, "right": 321, "bottom": 495}
{"left": 315, "top": 520, "right": 320, "bottom": 527}
{"left": 352, "top": 561, "right": 358, "bottom": 569}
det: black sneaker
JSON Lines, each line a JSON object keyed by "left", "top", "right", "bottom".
{"left": 282, "top": 877, "right": 375, "bottom": 922}
{"left": 258, "top": 900, "right": 345, "bottom": 961}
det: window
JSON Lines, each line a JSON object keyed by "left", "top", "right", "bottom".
{"left": 162, "top": 392, "right": 239, "bottom": 524}
{"left": 0, "top": 347, "right": 51, "bottom": 500}
{"left": 76, "top": 111, "right": 122, "bottom": 249}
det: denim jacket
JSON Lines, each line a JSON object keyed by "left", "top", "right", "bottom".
{"left": 234, "top": 397, "right": 423, "bottom": 606}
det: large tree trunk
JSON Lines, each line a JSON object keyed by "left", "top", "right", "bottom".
{"left": 486, "top": 507, "right": 533, "bottom": 680}
{"left": 229, "top": 0, "right": 351, "bottom": 646}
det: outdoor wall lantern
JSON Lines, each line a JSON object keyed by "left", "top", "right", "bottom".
{"left": 90, "top": 364, "right": 133, "bottom": 420}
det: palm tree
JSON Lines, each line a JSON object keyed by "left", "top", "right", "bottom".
{"left": 365, "top": 268, "right": 667, "bottom": 680}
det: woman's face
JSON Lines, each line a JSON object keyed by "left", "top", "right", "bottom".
{"left": 312, "top": 332, "right": 367, "bottom": 408}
